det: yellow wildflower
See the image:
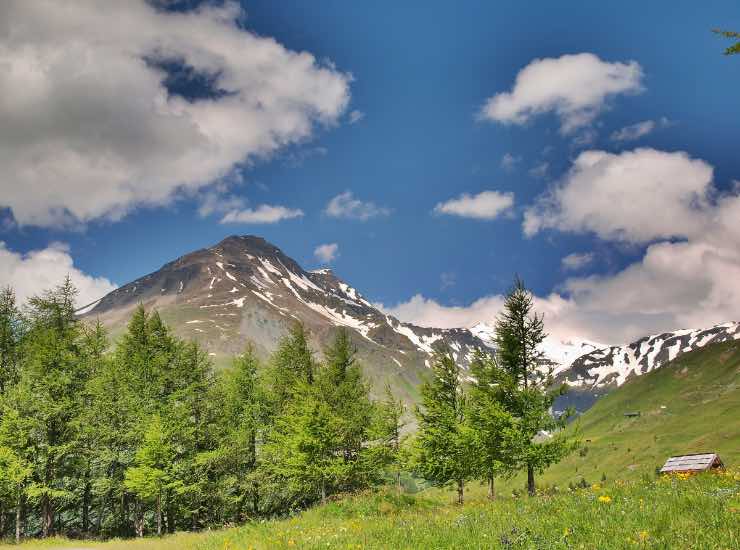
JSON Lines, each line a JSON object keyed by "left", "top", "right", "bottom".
{"left": 598, "top": 495, "right": 612, "bottom": 503}
{"left": 639, "top": 530, "right": 649, "bottom": 541}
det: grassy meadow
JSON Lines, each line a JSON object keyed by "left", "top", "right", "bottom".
{"left": 3, "top": 471, "right": 738, "bottom": 549}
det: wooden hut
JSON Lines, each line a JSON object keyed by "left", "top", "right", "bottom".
{"left": 659, "top": 453, "right": 725, "bottom": 474}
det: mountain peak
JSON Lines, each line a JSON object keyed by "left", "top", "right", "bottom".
{"left": 84, "top": 235, "right": 494, "bottom": 402}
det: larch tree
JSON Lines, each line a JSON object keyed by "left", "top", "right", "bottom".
{"left": 467, "top": 351, "right": 518, "bottom": 500}
{"left": 494, "top": 277, "right": 577, "bottom": 496}
{"left": 413, "top": 347, "right": 475, "bottom": 505}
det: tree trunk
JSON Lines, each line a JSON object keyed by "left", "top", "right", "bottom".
{"left": 252, "top": 482, "right": 259, "bottom": 516}
{"left": 82, "top": 476, "right": 91, "bottom": 535}
{"left": 488, "top": 475, "right": 496, "bottom": 500}
{"left": 156, "top": 491, "right": 162, "bottom": 537}
{"left": 1, "top": 505, "right": 5, "bottom": 537}
{"left": 15, "top": 494, "right": 22, "bottom": 543}
{"left": 134, "top": 500, "right": 144, "bottom": 538}
{"left": 396, "top": 470, "right": 402, "bottom": 495}
{"left": 456, "top": 479, "right": 464, "bottom": 505}
{"left": 320, "top": 478, "right": 327, "bottom": 505}
{"left": 41, "top": 495, "right": 53, "bottom": 538}
{"left": 527, "top": 463, "right": 536, "bottom": 496}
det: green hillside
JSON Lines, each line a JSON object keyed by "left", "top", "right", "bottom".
{"left": 537, "top": 339, "right": 740, "bottom": 487}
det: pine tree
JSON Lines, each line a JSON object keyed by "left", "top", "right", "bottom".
{"left": 368, "top": 384, "right": 407, "bottom": 494}
{"left": 124, "top": 415, "right": 174, "bottom": 537}
{"left": 413, "top": 347, "right": 475, "bottom": 504}
{"left": 219, "top": 345, "right": 267, "bottom": 519}
{"left": 269, "top": 322, "right": 316, "bottom": 413}
{"left": 494, "top": 277, "right": 577, "bottom": 496}
{"left": 21, "top": 277, "right": 88, "bottom": 536}
{"left": 316, "top": 329, "right": 375, "bottom": 491}
{"left": 467, "top": 351, "right": 518, "bottom": 500}
{"left": 0, "top": 286, "right": 22, "bottom": 394}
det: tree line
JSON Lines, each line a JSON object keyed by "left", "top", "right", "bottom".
{"left": 0, "top": 277, "right": 576, "bottom": 542}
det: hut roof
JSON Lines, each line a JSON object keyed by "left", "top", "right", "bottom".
{"left": 659, "top": 453, "right": 724, "bottom": 473}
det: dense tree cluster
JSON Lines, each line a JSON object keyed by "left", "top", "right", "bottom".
{"left": 0, "top": 279, "right": 402, "bottom": 542}
{"left": 0, "top": 277, "right": 575, "bottom": 542}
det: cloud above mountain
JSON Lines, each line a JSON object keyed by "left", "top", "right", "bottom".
{"left": 314, "top": 243, "right": 339, "bottom": 263}
{"left": 480, "top": 53, "right": 643, "bottom": 134}
{"left": 387, "top": 148, "right": 740, "bottom": 345}
{"left": 0, "top": 1, "right": 350, "bottom": 228}
{"left": 0, "top": 242, "right": 116, "bottom": 308}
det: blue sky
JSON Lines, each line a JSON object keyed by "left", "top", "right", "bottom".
{"left": 1, "top": 0, "right": 740, "bottom": 343}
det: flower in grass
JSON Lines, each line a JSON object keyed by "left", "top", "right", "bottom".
{"left": 639, "top": 530, "right": 649, "bottom": 541}
{"left": 598, "top": 495, "right": 612, "bottom": 504}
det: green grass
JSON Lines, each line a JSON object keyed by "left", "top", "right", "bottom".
{"left": 528, "top": 339, "right": 740, "bottom": 489}
{"left": 3, "top": 472, "right": 738, "bottom": 549}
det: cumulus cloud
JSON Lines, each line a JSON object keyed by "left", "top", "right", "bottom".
{"left": 324, "top": 191, "right": 390, "bottom": 221}
{"left": 610, "top": 117, "right": 674, "bottom": 142}
{"left": 433, "top": 190, "right": 514, "bottom": 220}
{"left": 0, "top": 242, "right": 116, "bottom": 308}
{"left": 561, "top": 252, "right": 594, "bottom": 271}
{"left": 314, "top": 243, "right": 339, "bottom": 263}
{"left": 610, "top": 120, "right": 656, "bottom": 142}
{"left": 523, "top": 148, "right": 714, "bottom": 243}
{"left": 0, "top": 1, "right": 350, "bottom": 228}
{"left": 480, "top": 53, "right": 643, "bottom": 134}
{"left": 220, "top": 205, "right": 304, "bottom": 224}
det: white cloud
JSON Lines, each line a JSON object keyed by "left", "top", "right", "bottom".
{"left": 480, "top": 53, "right": 643, "bottom": 134}
{"left": 220, "top": 204, "right": 304, "bottom": 224}
{"left": 501, "top": 153, "right": 522, "bottom": 171}
{"left": 314, "top": 243, "right": 339, "bottom": 263}
{"left": 610, "top": 120, "right": 656, "bottom": 142}
{"left": 0, "top": 1, "right": 350, "bottom": 228}
{"left": 348, "top": 110, "right": 365, "bottom": 124}
{"left": 523, "top": 148, "right": 713, "bottom": 243}
{"left": 324, "top": 191, "right": 390, "bottom": 221}
{"left": 561, "top": 252, "right": 594, "bottom": 271}
{"left": 0, "top": 242, "right": 116, "bottom": 308}
{"left": 386, "top": 150, "right": 740, "bottom": 346}
{"left": 433, "top": 190, "right": 514, "bottom": 220}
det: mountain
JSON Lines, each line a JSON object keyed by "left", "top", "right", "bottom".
{"left": 534, "top": 339, "right": 740, "bottom": 486}
{"left": 84, "top": 235, "right": 492, "bottom": 403}
{"left": 554, "top": 322, "right": 740, "bottom": 411}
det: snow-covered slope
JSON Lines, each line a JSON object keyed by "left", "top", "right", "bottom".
{"left": 556, "top": 322, "right": 740, "bottom": 391}
{"left": 468, "top": 321, "right": 604, "bottom": 377}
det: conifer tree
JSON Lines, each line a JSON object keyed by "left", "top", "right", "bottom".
{"left": 21, "top": 277, "right": 88, "bottom": 536}
{"left": 316, "top": 329, "right": 374, "bottom": 490}
{"left": 494, "top": 277, "right": 577, "bottom": 496}
{"left": 467, "top": 351, "right": 518, "bottom": 500}
{"left": 219, "top": 345, "right": 266, "bottom": 518}
{"left": 269, "top": 322, "right": 316, "bottom": 413}
{"left": 368, "top": 385, "right": 407, "bottom": 494}
{"left": 0, "top": 286, "right": 21, "bottom": 394}
{"left": 413, "top": 348, "right": 475, "bottom": 504}
{"left": 124, "top": 415, "right": 174, "bottom": 537}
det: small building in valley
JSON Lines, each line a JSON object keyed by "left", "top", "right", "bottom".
{"left": 660, "top": 453, "right": 725, "bottom": 474}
